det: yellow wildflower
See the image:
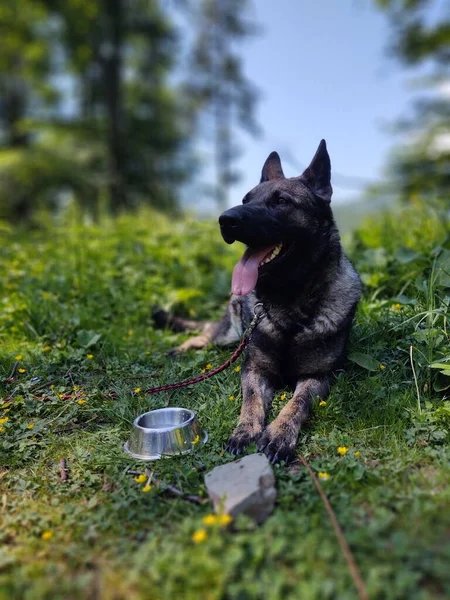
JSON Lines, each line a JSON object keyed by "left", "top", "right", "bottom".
{"left": 200, "top": 369, "right": 206, "bottom": 374}
{"left": 77, "top": 399, "right": 86, "bottom": 405}
{"left": 135, "top": 473, "right": 147, "bottom": 484}
{"left": 18, "top": 368, "right": 26, "bottom": 373}
{"left": 392, "top": 303, "right": 402, "bottom": 311}
{"left": 354, "top": 451, "right": 361, "bottom": 457}
{"left": 337, "top": 446, "right": 349, "bottom": 455}
{"left": 202, "top": 514, "right": 218, "bottom": 526}
{"left": 142, "top": 484, "right": 152, "bottom": 493}
{"left": 280, "top": 393, "right": 287, "bottom": 401}
{"left": 134, "top": 387, "right": 141, "bottom": 394}
{"left": 0, "top": 417, "right": 9, "bottom": 425}
{"left": 41, "top": 530, "right": 53, "bottom": 541}
{"left": 217, "top": 514, "right": 233, "bottom": 527}
{"left": 43, "top": 345, "right": 51, "bottom": 352}
{"left": 192, "top": 435, "right": 200, "bottom": 445}
{"left": 192, "top": 529, "right": 207, "bottom": 544}
{"left": 0, "top": 427, "right": 5, "bottom": 433}
{"left": 58, "top": 393, "right": 65, "bottom": 399}
{"left": 128, "top": 329, "right": 134, "bottom": 336}
{"left": 15, "top": 354, "right": 23, "bottom": 361}
{"left": 73, "top": 385, "right": 79, "bottom": 391}
{"left": 318, "top": 472, "right": 330, "bottom": 481}
{"left": 205, "top": 363, "right": 213, "bottom": 371}
{"left": 229, "top": 395, "right": 235, "bottom": 401}
{"left": 379, "top": 364, "right": 386, "bottom": 370}
{"left": 27, "top": 423, "right": 35, "bottom": 430}
{"left": 234, "top": 366, "right": 241, "bottom": 373}
{"left": 145, "top": 351, "right": 151, "bottom": 355}
{"left": 319, "top": 400, "right": 327, "bottom": 407}
{"left": 86, "top": 354, "right": 94, "bottom": 360}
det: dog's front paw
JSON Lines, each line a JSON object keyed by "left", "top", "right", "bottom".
{"left": 226, "top": 423, "right": 262, "bottom": 456}
{"left": 257, "top": 426, "right": 296, "bottom": 464}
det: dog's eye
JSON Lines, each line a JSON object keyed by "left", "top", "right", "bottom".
{"left": 277, "top": 196, "right": 290, "bottom": 205}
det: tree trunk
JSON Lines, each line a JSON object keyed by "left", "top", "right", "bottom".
{"left": 103, "top": 0, "right": 127, "bottom": 213}
{"left": 5, "top": 70, "right": 28, "bottom": 147}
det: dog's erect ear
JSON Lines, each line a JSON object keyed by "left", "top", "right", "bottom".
{"left": 260, "top": 151, "right": 285, "bottom": 183}
{"left": 299, "top": 140, "right": 332, "bottom": 203}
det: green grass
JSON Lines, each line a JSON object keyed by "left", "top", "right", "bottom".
{"left": 1, "top": 203, "right": 449, "bottom": 600}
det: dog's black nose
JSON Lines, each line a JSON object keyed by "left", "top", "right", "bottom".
{"left": 219, "top": 208, "right": 242, "bottom": 244}
{"left": 219, "top": 210, "right": 240, "bottom": 230}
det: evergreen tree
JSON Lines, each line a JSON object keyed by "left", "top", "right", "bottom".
{"left": 185, "top": 0, "right": 259, "bottom": 209}
{"left": 0, "top": 0, "right": 57, "bottom": 220}
{"left": 375, "top": 0, "right": 449, "bottom": 203}
{"left": 46, "top": 0, "right": 188, "bottom": 213}
{"left": 0, "top": 0, "right": 189, "bottom": 221}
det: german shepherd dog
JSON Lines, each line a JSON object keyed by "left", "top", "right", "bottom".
{"left": 154, "top": 140, "right": 362, "bottom": 463}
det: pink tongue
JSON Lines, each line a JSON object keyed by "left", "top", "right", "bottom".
{"left": 231, "top": 246, "right": 275, "bottom": 296}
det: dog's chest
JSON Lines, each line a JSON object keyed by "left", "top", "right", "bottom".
{"left": 248, "top": 306, "right": 342, "bottom": 379}
{"left": 250, "top": 309, "right": 309, "bottom": 358}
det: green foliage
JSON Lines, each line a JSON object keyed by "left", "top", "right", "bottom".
{"left": 0, "top": 1, "right": 193, "bottom": 221}
{"left": 348, "top": 351, "right": 381, "bottom": 371}
{"left": 375, "top": 0, "right": 449, "bottom": 66}
{"left": 1, "top": 202, "right": 450, "bottom": 598}
{"left": 374, "top": 0, "right": 449, "bottom": 203}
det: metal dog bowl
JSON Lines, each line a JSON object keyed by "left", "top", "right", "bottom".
{"left": 124, "top": 407, "right": 207, "bottom": 460}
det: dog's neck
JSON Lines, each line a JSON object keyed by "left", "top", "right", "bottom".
{"left": 255, "top": 225, "right": 342, "bottom": 305}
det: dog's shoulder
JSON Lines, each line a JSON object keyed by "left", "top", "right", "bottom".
{"left": 309, "top": 251, "right": 361, "bottom": 336}
{"left": 330, "top": 252, "right": 362, "bottom": 306}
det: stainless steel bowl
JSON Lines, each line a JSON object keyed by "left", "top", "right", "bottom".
{"left": 124, "top": 407, "right": 207, "bottom": 460}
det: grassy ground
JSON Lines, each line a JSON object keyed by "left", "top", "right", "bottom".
{"left": 1, "top": 202, "right": 449, "bottom": 600}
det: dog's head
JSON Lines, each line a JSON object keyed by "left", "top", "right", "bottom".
{"left": 219, "top": 140, "right": 336, "bottom": 296}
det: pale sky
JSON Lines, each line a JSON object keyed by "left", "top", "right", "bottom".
{"left": 200, "top": 0, "right": 414, "bottom": 208}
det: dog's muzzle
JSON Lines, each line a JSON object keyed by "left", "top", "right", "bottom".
{"left": 219, "top": 208, "right": 243, "bottom": 244}
{"left": 219, "top": 205, "right": 281, "bottom": 248}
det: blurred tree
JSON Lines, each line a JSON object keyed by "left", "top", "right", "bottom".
{"left": 185, "top": 0, "right": 259, "bottom": 209}
{"left": 46, "top": 0, "right": 188, "bottom": 213}
{"left": 0, "top": 0, "right": 190, "bottom": 221}
{"left": 0, "top": 2, "right": 48, "bottom": 147}
{"left": 375, "top": 0, "right": 449, "bottom": 203}
{"left": 0, "top": 0, "right": 260, "bottom": 222}
{"left": 0, "top": 0, "right": 58, "bottom": 220}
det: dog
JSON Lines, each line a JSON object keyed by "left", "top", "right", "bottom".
{"left": 154, "top": 140, "right": 362, "bottom": 463}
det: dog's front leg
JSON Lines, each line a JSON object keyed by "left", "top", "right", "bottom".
{"left": 258, "top": 377, "right": 329, "bottom": 464}
{"left": 226, "top": 361, "right": 276, "bottom": 456}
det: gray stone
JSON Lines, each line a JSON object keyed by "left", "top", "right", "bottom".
{"left": 204, "top": 453, "right": 277, "bottom": 524}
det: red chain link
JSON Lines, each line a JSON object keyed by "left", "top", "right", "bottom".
{"left": 144, "top": 334, "right": 249, "bottom": 395}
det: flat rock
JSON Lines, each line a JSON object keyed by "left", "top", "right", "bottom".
{"left": 204, "top": 453, "right": 277, "bottom": 524}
